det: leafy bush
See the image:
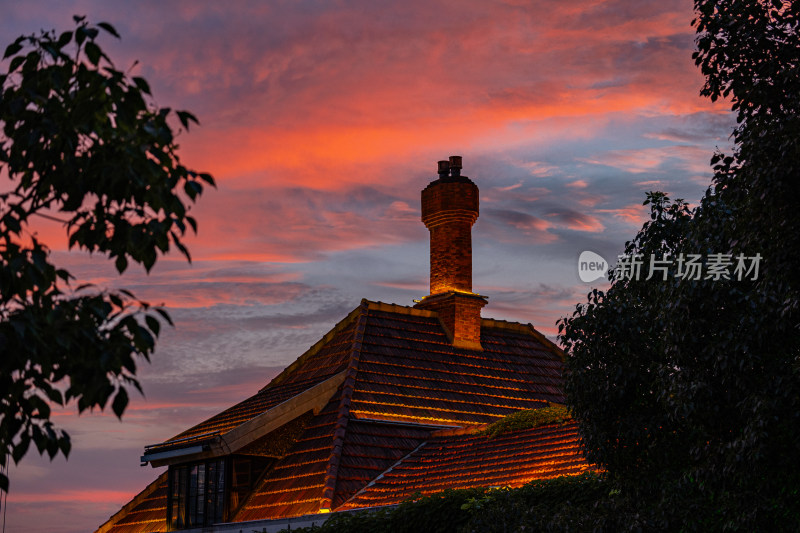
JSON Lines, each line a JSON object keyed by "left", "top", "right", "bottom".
{"left": 557, "top": 1, "right": 800, "bottom": 530}
{"left": 279, "top": 474, "right": 607, "bottom": 533}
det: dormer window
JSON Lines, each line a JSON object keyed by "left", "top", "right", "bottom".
{"left": 167, "top": 458, "right": 226, "bottom": 530}
{"left": 165, "top": 455, "right": 273, "bottom": 530}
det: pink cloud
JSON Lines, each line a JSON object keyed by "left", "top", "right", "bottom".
{"left": 597, "top": 203, "right": 650, "bottom": 227}
{"left": 579, "top": 145, "right": 715, "bottom": 176}
{"left": 566, "top": 179, "right": 589, "bottom": 189}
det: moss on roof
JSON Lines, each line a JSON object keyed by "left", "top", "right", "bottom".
{"left": 477, "top": 403, "right": 572, "bottom": 438}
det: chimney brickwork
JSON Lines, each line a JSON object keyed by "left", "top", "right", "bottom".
{"left": 415, "top": 156, "right": 487, "bottom": 351}
{"left": 421, "top": 179, "right": 479, "bottom": 294}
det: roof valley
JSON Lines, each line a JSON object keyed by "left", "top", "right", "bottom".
{"left": 339, "top": 439, "right": 429, "bottom": 509}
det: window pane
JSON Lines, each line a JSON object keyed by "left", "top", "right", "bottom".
{"left": 206, "top": 462, "right": 217, "bottom": 525}
{"left": 217, "top": 460, "right": 226, "bottom": 497}
{"left": 215, "top": 460, "right": 225, "bottom": 520}
{"left": 177, "top": 467, "right": 186, "bottom": 528}
{"left": 170, "top": 460, "right": 227, "bottom": 529}
{"left": 188, "top": 465, "right": 197, "bottom": 526}
{"left": 196, "top": 463, "right": 205, "bottom": 525}
{"left": 168, "top": 470, "right": 173, "bottom": 528}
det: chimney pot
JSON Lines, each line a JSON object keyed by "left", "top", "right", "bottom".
{"left": 437, "top": 160, "right": 450, "bottom": 178}
{"left": 448, "top": 155, "right": 462, "bottom": 178}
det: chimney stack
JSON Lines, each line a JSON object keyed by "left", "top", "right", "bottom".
{"left": 415, "top": 156, "right": 487, "bottom": 350}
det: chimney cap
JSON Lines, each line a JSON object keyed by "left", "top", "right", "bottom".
{"left": 431, "top": 155, "right": 472, "bottom": 184}
{"left": 449, "top": 156, "right": 462, "bottom": 178}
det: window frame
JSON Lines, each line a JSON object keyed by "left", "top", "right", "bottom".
{"left": 167, "top": 457, "right": 229, "bottom": 530}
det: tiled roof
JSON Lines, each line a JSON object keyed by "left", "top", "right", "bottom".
{"left": 332, "top": 420, "right": 431, "bottom": 509}
{"left": 339, "top": 421, "right": 591, "bottom": 510}
{"left": 233, "top": 391, "right": 344, "bottom": 520}
{"left": 99, "top": 473, "right": 167, "bottom": 533}
{"left": 349, "top": 305, "right": 565, "bottom": 426}
{"left": 228, "top": 301, "right": 570, "bottom": 521}
{"left": 101, "top": 300, "right": 582, "bottom": 531}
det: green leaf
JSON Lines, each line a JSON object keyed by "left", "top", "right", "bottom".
{"left": 56, "top": 31, "right": 73, "bottom": 48}
{"left": 155, "top": 308, "right": 174, "bottom": 326}
{"left": 176, "top": 110, "right": 199, "bottom": 130}
{"left": 75, "top": 25, "right": 87, "bottom": 45}
{"left": 8, "top": 55, "right": 25, "bottom": 73}
{"left": 111, "top": 388, "right": 128, "bottom": 418}
{"left": 12, "top": 437, "right": 30, "bottom": 463}
{"left": 132, "top": 76, "right": 151, "bottom": 95}
{"left": 3, "top": 41, "right": 23, "bottom": 59}
{"left": 184, "top": 180, "right": 203, "bottom": 200}
{"left": 115, "top": 254, "right": 128, "bottom": 273}
{"left": 84, "top": 41, "right": 101, "bottom": 65}
{"left": 45, "top": 388, "right": 64, "bottom": 405}
{"left": 97, "top": 22, "right": 120, "bottom": 38}
{"left": 59, "top": 434, "right": 72, "bottom": 457}
{"left": 3, "top": 214, "right": 21, "bottom": 233}
{"left": 170, "top": 231, "right": 191, "bottom": 262}
{"left": 145, "top": 314, "right": 160, "bottom": 337}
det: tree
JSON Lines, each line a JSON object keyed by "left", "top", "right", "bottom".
{"left": 0, "top": 17, "right": 214, "bottom": 491}
{"left": 559, "top": 1, "right": 800, "bottom": 530}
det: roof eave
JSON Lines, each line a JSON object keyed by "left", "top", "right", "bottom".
{"left": 144, "top": 370, "right": 348, "bottom": 468}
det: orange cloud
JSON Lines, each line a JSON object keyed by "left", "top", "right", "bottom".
{"left": 597, "top": 203, "right": 650, "bottom": 227}
{"left": 10, "top": 489, "right": 139, "bottom": 504}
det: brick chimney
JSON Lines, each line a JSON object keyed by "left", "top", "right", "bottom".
{"left": 415, "top": 156, "right": 487, "bottom": 350}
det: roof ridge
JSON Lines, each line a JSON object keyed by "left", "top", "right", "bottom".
{"left": 521, "top": 323, "right": 565, "bottom": 362}
{"left": 363, "top": 299, "right": 435, "bottom": 317}
{"left": 319, "top": 300, "right": 371, "bottom": 512}
{"left": 479, "top": 317, "right": 534, "bottom": 333}
{"left": 263, "top": 303, "right": 363, "bottom": 390}
{"left": 364, "top": 299, "right": 562, "bottom": 356}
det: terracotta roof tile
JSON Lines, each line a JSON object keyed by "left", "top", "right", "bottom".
{"left": 231, "top": 390, "right": 344, "bottom": 521}
{"left": 101, "top": 473, "right": 168, "bottom": 533}
{"left": 331, "top": 420, "right": 430, "bottom": 508}
{"left": 339, "top": 422, "right": 591, "bottom": 510}
{"left": 344, "top": 309, "right": 565, "bottom": 426}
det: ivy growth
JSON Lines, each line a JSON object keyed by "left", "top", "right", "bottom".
{"left": 477, "top": 403, "right": 572, "bottom": 439}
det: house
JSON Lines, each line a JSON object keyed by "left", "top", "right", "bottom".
{"left": 96, "top": 156, "right": 591, "bottom": 533}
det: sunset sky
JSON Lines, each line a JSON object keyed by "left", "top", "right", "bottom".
{"left": 1, "top": 1, "right": 734, "bottom": 531}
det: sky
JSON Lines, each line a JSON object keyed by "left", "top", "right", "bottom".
{"left": 0, "top": 1, "right": 735, "bottom": 531}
